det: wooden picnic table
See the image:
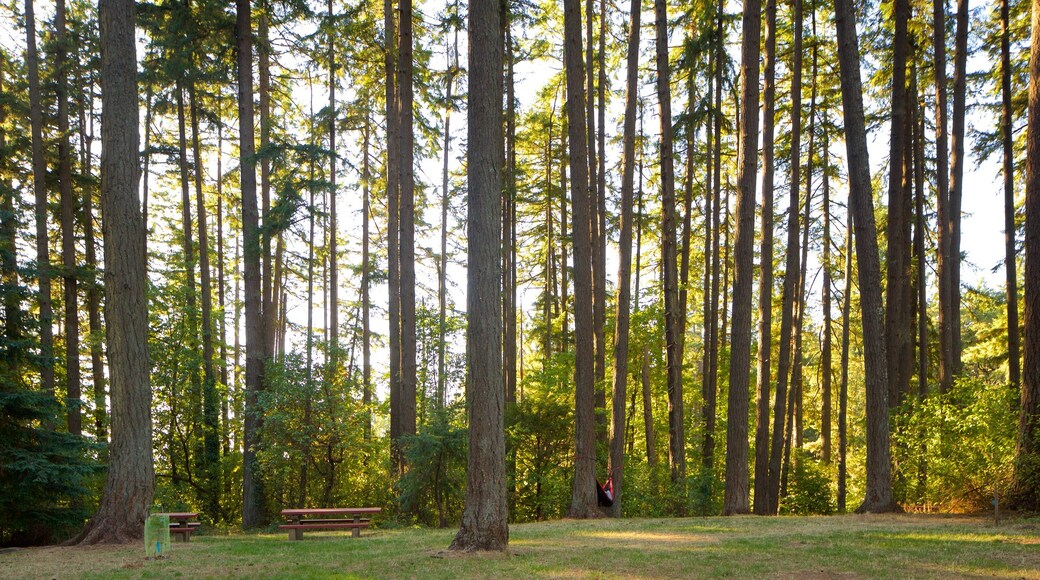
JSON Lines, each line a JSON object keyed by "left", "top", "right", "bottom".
{"left": 279, "top": 507, "right": 381, "bottom": 540}
{"left": 157, "top": 512, "right": 201, "bottom": 542}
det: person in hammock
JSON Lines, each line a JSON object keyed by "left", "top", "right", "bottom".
{"left": 596, "top": 476, "right": 615, "bottom": 507}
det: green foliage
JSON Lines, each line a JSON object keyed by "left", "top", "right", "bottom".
{"left": 0, "top": 301, "right": 98, "bottom": 546}
{"left": 688, "top": 468, "right": 724, "bottom": 516}
{"left": 258, "top": 352, "right": 389, "bottom": 516}
{"left": 780, "top": 450, "right": 835, "bottom": 515}
{"left": 398, "top": 405, "right": 467, "bottom": 527}
{"left": 893, "top": 379, "right": 1018, "bottom": 511}
{"left": 509, "top": 360, "right": 574, "bottom": 522}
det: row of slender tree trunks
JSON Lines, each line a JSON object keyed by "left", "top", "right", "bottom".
{"left": 11, "top": 0, "right": 1040, "bottom": 545}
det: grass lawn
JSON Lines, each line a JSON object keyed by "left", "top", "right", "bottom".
{"left": 2, "top": 514, "right": 1038, "bottom": 579}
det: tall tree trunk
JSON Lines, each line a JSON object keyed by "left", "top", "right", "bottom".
{"left": 1, "top": 65, "right": 20, "bottom": 390}
{"left": 385, "top": 0, "right": 403, "bottom": 470}
{"left": 822, "top": 123, "right": 833, "bottom": 465}
{"left": 362, "top": 117, "right": 373, "bottom": 440}
{"left": 592, "top": 0, "right": 607, "bottom": 449}
{"left": 654, "top": 0, "right": 685, "bottom": 490}
{"left": 450, "top": 0, "right": 509, "bottom": 548}
{"left": 767, "top": 0, "right": 803, "bottom": 515}
{"left": 934, "top": 0, "right": 954, "bottom": 393}
{"left": 564, "top": 0, "right": 599, "bottom": 519}
{"left": 141, "top": 85, "right": 152, "bottom": 254}
{"left": 885, "top": 0, "right": 912, "bottom": 411}
{"left": 838, "top": 214, "right": 853, "bottom": 512}
{"left": 398, "top": 0, "right": 418, "bottom": 455}
{"left": 258, "top": 4, "right": 274, "bottom": 367}
{"left": 56, "top": 0, "right": 82, "bottom": 436}
{"left": 504, "top": 10, "right": 518, "bottom": 412}
{"left": 641, "top": 346, "right": 656, "bottom": 469}
{"left": 80, "top": 77, "right": 107, "bottom": 444}
{"left": 25, "top": 0, "right": 56, "bottom": 408}
{"left": 72, "top": 0, "right": 153, "bottom": 543}
{"left": 723, "top": 0, "right": 761, "bottom": 516}
{"left": 560, "top": 130, "right": 570, "bottom": 352}
{"left": 176, "top": 83, "right": 203, "bottom": 458}
{"left": 792, "top": 54, "right": 816, "bottom": 455}
{"left": 913, "top": 67, "right": 927, "bottom": 399}
{"left": 608, "top": 0, "right": 642, "bottom": 517}
{"left": 949, "top": 0, "right": 968, "bottom": 376}
{"left": 327, "top": 0, "right": 340, "bottom": 374}
{"left": 302, "top": 92, "right": 317, "bottom": 508}
{"left": 216, "top": 126, "right": 230, "bottom": 459}
{"left": 1002, "top": 0, "right": 1021, "bottom": 390}
{"left": 834, "top": 0, "right": 897, "bottom": 513}
{"left": 753, "top": 0, "right": 778, "bottom": 515}
{"left": 586, "top": 0, "right": 606, "bottom": 418}
{"left": 190, "top": 83, "right": 221, "bottom": 517}
{"left": 438, "top": 29, "right": 454, "bottom": 409}
{"left": 237, "top": 0, "right": 266, "bottom": 528}
{"left": 1011, "top": 0, "right": 1040, "bottom": 511}
{"left": 706, "top": 9, "right": 725, "bottom": 475}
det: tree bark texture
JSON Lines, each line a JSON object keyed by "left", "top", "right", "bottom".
{"left": 73, "top": 0, "right": 153, "bottom": 543}
{"left": 236, "top": 0, "right": 266, "bottom": 528}
{"left": 564, "top": 0, "right": 599, "bottom": 519}
{"left": 608, "top": 0, "right": 641, "bottom": 518}
{"left": 723, "top": 0, "right": 761, "bottom": 517}
{"left": 834, "top": 0, "right": 897, "bottom": 513}
{"left": 654, "top": 0, "right": 685, "bottom": 490}
{"left": 753, "top": 0, "right": 777, "bottom": 516}
{"left": 450, "top": 0, "right": 509, "bottom": 549}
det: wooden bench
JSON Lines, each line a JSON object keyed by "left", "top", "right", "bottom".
{"left": 279, "top": 508, "right": 381, "bottom": 541}
{"left": 158, "top": 512, "right": 200, "bottom": 542}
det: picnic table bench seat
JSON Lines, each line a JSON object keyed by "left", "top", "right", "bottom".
{"left": 158, "top": 512, "right": 201, "bottom": 542}
{"left": 279, "top": 508, "right": 380, "bottom": 540}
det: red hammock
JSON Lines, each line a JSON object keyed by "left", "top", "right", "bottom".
{"left": 596, "top": 476, "right": 615, "bottom": 507}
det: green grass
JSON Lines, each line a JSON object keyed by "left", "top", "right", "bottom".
{"left": 3, "top": 514, "right": 1038, "bottom": 578}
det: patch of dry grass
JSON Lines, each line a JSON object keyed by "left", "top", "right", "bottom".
{"left": 1, "top": 514, "right": 1038, "bottom": 579}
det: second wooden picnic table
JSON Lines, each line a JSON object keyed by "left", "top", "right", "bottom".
{"left": 279, "top": 507, "right": 381, "bottom": 540}
{"left": 157, "top": 512, "right": 200, "bottom": 542}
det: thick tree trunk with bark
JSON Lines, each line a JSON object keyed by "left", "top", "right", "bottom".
{"left": 398, "top": 0, "right": 418, "bottom": 453}
{"left": 25, "top": 0, "right": 56, "bottom": 408}
{"left": 564, "top": 0, "right": 599, "bottom": 519}
{"left": 949, "top": 0, "right": 968, "bottom": 376}
{"left": 654, "top": 0, "right": 685, "bottom": 491}
{"left": 608, "top": 0, "right": 641, "bottom": 518}
{"left": 723, "top": 0, "right": 761, "bottom": 516}
{"left": 767, "top": 0, "right": 802, "bottom": 514}
{"left": 237, "top": 0, "right": 266, "bottom": 528}
{"left": 934, "top": 0, "right": 954, "bottom": 393}
{"left": 753, "top": 0, "right": 777, "bottom": 516}
{"left": 885, "top": 0, "right": 912, "bottom": 410}
{"left": 56, "top": 0, "right": 82, "bottom": 436}
{"left": 834, "top": 0, "right": 898, "bottom": 513}
{"left": 384, "top": 0, "right": 403, "bottom": 470}
{"left": 450, "top": 0, "right": 509, "bottom": 548}
{"left": 1002, "top": 0, "right": 1021, "bottom": 390}
{"left": 72, "top": 0, "right": 153, "bottom": 543}
{"left": 1012, "top": 0, "right": 1040, "bottom": 511}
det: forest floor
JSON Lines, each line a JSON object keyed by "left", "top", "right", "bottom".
{"left": 2, "top": 513, "right": 1039, "bottom": 578}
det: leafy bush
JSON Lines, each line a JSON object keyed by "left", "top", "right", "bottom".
{"left": 398, "top": 405, "right": 467, "bottom": 527}
{"left": 780, "top": 450, "right": 834, "bottom": 515}
{"left": 893, "top": 378, "right": 1017, "bottom": 511}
